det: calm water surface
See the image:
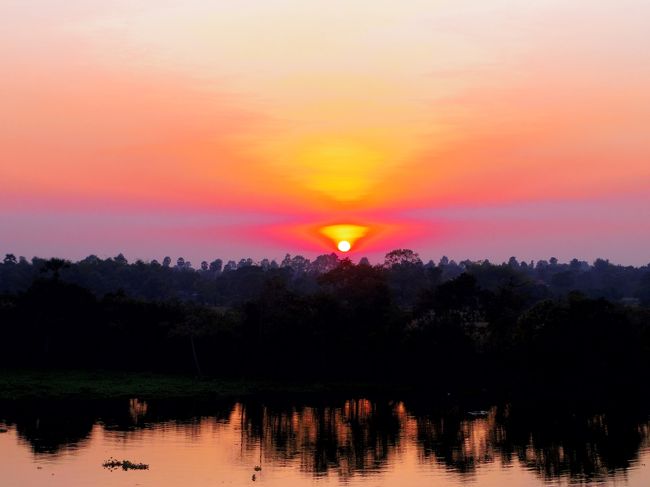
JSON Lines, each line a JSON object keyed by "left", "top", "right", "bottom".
{"left": 1, "top": 396, "right": 649, "bottom": 486}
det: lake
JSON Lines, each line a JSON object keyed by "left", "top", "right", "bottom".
{"left": 1, "top": 395, "right": 649, "bottom": 486}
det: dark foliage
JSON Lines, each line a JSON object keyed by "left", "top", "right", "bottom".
{"left": 1, "top": 251, "right": 649, "bottom": 390}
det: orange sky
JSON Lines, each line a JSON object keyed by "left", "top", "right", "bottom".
{"left": 1, "top": 1, "right": 649, "bottom": 263}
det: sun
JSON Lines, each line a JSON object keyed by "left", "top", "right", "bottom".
{"left": 337, "top": 240, "right": 352, "bottom": 252}
{"left": 319, "top": 224, "right": 368, "bottom": 252}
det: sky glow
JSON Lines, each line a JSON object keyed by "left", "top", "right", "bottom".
{"left": 1, "top": 1, "right": 649, "bottom": 263}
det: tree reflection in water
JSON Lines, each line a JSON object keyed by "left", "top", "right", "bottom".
{"left": 412, "top": 401, "right": 650, "bottom": 483}
{"left": 415, "top": 407, "right": 504, "bottom": 474}
{"left": 1, "top": 396, "right": 648, "bottom": 484}
{"left": 238, "top": 398, "right": 402, "bottom": 478}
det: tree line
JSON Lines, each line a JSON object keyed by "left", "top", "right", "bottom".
{"left": 2, "top": 250, "right": 650, "bottom": 305}
{"left": 1, "top": 249, "right": 649, "bottom": 391}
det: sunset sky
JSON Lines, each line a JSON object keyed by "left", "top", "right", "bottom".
{"left": 2, "top": 0, "right": 649, "bottom": 264}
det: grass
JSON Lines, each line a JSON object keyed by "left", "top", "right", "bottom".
{"left": 0, "top": 369, "right": 416, "bottom": 400}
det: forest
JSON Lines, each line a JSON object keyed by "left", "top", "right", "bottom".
{"left": 1, "top": 250, "right": 649, "bottom": 393}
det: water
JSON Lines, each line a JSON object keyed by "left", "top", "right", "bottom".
{"left": 1, "top": 396, "right": 649, "bottom": 486}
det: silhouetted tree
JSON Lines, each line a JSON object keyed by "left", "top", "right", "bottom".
{"left": 209, "top": 259, "right": 223, "bottom": 273}
{"left": 384, "top": 249, "right": 422, "bottom": 268}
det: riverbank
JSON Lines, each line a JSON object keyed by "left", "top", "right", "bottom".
{"left": 3, "top": 369, "right": 647, "bottom": 410}
{"left": 0, "top": 369, "right": 421, "bottom": 400}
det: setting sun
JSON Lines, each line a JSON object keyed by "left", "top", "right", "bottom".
{"left": 337, "top": 240, "right": 351, "bottom": 252}
{"left": 320, "top": 224, "right": 369, "bottom": 252}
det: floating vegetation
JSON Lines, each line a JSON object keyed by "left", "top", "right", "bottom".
{"left": 102, "top": 458, "right": 149, "bottom": 471}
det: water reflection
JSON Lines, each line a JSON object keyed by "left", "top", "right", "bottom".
{"left": 415, "top": 406, "right": 503, "bottom": 474}
{"left": 1, "top": 396, "right": 649, "bottom": 486}
{"left": 503, "top": 407, "right": 649, "bottom": 483}
{"left": 239, "top": 399, "right": 402, "bottom": 477}
{"left": 411, "top": 401, "right": 650, "bottom": 484}
{"left": 4, "top": 400, "right": 97, "bottom": 454}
